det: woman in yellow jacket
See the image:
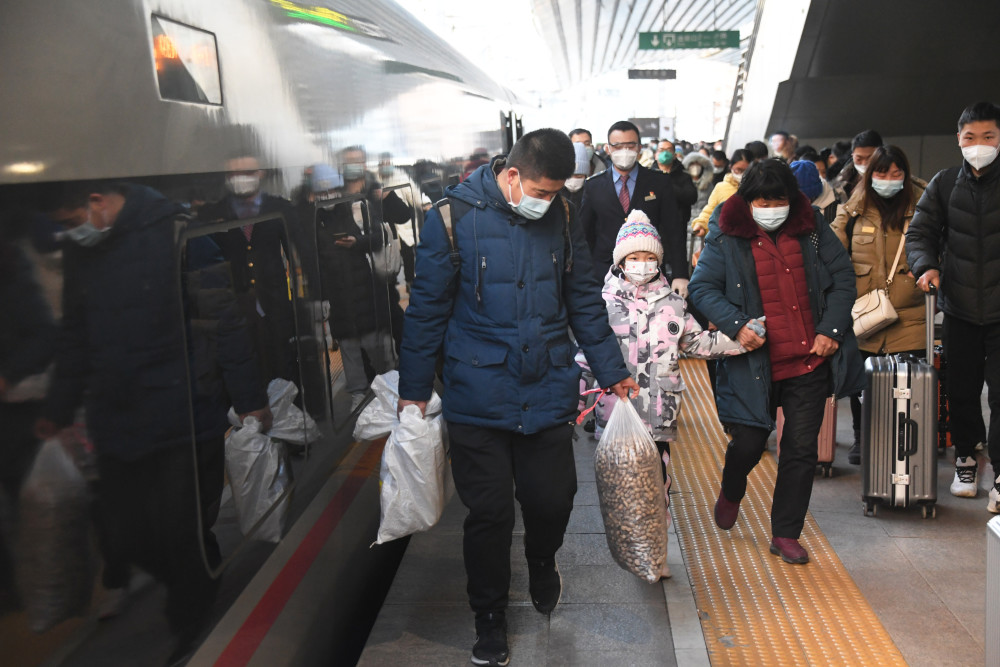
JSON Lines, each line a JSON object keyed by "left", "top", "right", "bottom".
{"left": 691, "top": 149, "right": 753, "bottom": 237}
{"left": 830, "top": 144, "right": 927, "bottom": 464}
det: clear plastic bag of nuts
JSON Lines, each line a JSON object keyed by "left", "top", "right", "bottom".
{"left": 594, "top": 396, "right": 668, "bottom": 583}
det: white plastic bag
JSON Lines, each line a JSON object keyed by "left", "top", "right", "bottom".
{"left": 354, "top": 371, "right": 451, "bottom": 544}
{"left": 354, "top": 370, "right": 442, "bottom": 441}
{"left": 224, "top": 415, "right": 291, "bottom": 543}
{"left": 594, "top": 397, "right": 668, "bottom": 583}
{"left": 18, "top": 438, "right": 92, "bottom": 632}
{"left": 262, "top": 378, "right": 320, "bottom": 445}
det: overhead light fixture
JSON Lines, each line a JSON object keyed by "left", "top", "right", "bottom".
{"left": 4, "top": 162, "right": 45, "bottom": 175}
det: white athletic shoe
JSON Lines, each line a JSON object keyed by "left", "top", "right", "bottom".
{"left": 951, "top": 456, "right": 979, "bottom": 497}
{"left": 989, "top": 475, "right": 1000, "bottom": 513}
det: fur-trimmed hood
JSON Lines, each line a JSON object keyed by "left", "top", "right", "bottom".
{"left": 717, "top": 191, "right": 816, "bottom": 238}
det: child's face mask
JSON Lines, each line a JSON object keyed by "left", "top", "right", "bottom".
{"left": 623, "top": 260, "right": 659, "bottom": 285}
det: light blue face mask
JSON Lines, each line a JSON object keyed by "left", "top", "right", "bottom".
{"left": 508, "top": 172, "right": 552, "bottom": 220}
{"left": 63, "top": 214, "right": 111, "bottom": 247}
{"left": 871, "top": 178, "right": 905, "bottom": 199}
{"left": 343, "top": 163, "right": 365, "bottom": 181}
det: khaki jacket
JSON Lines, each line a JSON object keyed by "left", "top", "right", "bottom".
{"left": 830, "top": 180, "right": 927, "bottom": 354}
{"left": 690, "top": 172, "right": 740, "bottom": 234}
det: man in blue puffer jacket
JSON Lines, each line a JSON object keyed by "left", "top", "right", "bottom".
{"left": 398, "top": 128, "right": 637, "bottom": 666}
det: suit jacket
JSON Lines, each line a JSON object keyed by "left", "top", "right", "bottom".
{"left": 580, "top": 165, "right": 685, "bottom": 281}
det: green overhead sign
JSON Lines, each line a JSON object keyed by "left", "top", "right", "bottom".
{"left": 638, "top": 30, "right": 740, "bottom": 50}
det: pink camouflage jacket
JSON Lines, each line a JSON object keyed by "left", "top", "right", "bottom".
{"left": 599, "top": 268, "right": 746, "bottom": 441}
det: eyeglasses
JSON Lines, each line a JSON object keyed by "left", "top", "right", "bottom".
{"left": 609, "top": 142, "right": 639, "bottom": 150}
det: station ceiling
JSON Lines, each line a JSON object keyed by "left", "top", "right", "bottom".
{"left": 531, "top": 0, "right": 758, "bottom": 85}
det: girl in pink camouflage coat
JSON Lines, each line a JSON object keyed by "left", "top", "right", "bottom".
{"left": 590, "top": 212, "right": 753, "bottom": 575}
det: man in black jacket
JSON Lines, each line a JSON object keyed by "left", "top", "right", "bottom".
{"left": 36, "top": 181, "right": 269, "bottom": 659}
{"left": 908, "top": 101, "right": 1000, "bottom": 511}
{"left": 199, "top": 156, "right": 301, "bottom": 385}
{"left": 579, "top": 120, "right": 686, "bottom": 293}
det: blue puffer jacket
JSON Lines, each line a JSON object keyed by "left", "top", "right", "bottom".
{"left": 398, "top": 159, "right": 629, "bottom": 434}
{"left": 688, "top": 194, "right": 864, "bottom": 430}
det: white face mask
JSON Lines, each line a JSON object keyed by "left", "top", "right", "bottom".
{"left": 623, "top": 260, "right": 659, "bottom": 285}
{"left": 871, "top": 178, "right": 905, "bottom": 198}
{"left": 751, "top": 205, "right": 790, "bottom": 232}
{"left": 611, "top": 149, "right": 638, "bottom": 171}
{"left": 961, "top": 143, "right": 1000, "bottom": 170}
{"left": 227, "top": 174, "right": 260, "bottom": 196}
{"left": 731, "top": 172, "right": 744, "bottom": 183}
{"left": 564, "top": 176, "right": 585, "bottom": 192}
{"left": 585, "top": 146, "right": 595, "bottom": 161}
{"left": 713, "top": 166, "right": 724, "bottom": 174}
{"left": 854, "top": 162, "right": 867, "bottom": 176}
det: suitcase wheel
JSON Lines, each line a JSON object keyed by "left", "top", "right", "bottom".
{"left": 921, "top": 504, "right": 937, "bottom": 519}
{"left": 821, "top": 463, "right": 833, "bottom": 478}
{"left": 863, "top": 500, "right": 876, "bottom": 517}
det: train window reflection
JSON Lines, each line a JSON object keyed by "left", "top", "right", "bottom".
{"left": 150, "top": 15, "right": 222, "bottom": 105}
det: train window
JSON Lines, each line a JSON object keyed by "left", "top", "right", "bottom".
{"left": 150, "top": 15, "right": 222, "bottom": 105}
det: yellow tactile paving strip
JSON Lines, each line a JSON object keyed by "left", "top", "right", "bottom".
{"left": 673, "top": 358, "right": 906, "bottom": 666}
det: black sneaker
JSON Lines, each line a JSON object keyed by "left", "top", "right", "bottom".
{"left": 583, "top": 418, "right": 596, "bottom": 433}
{"left": 472, "top": 612, "right": 509, "bottom": 666}
{"left": 527, "top": 558, "right": 562, "bottom": 614}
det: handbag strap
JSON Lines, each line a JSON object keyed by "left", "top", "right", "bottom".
{"left": 885, "top": 221, "right": 909, "bottom": 287}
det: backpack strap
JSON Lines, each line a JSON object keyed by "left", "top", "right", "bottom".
{"left": 433, "top": 197, "right": 472, "bottom": 268}
{"left": 936, "top": 166, "right": 960, "bottom": 214}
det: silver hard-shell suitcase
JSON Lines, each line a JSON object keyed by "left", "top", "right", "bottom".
{"left": 860, "top": 288, "right": 938, "bottom": 518}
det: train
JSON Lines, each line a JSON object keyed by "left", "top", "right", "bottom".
{"left": 0, "top": 1, "right": 522, "bottom": 664}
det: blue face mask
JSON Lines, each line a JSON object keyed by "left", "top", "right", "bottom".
{"left": 508, "top": 172, "right": 552, "bottom": 220}
{"left": 62, "top": 213, "right": 111, "bottom": 247}
{"left": 871, "top": 178, "right": 905, "bottom": 199}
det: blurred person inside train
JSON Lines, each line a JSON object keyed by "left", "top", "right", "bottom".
{"left": 396, "top": 128, "right": 638, "bottom": 666}
{"left": 580, "top": 122, "right": 687, "bottom": 297}
{"left": 832, "top": 129, "right": 884, "bottom": 203}
{"left": 310, "top": 164, "right": 397, "bottom": 413}
{"left": 462, "top": 147, "right": 490, "bottom": 182}
{"left": 651, "top": 137, "right": 698, "bottom": 257}
{"left": 590, "top": 211, "right": 751, "bottom": 579}
{"left": 830, "top": 145, "right": 926, "bottom": 466}
{"left": 688, "top": 159, "right": 863, "bottom": 565}
{"left": 690, "top": 148, "right": 754, "bottom": 238}
{"left": 562, "top": 141, "right": 591, "bottom": 211}
{"left": 198, "top": 154, "right": 300, "bottom": 384}
{"left": 340, "top": 145, "right": 413, "bottom": 356}
{"left": 568, "top": 127, "right": 607, "bottom": 176}
{"left": 711, "top": 150, "right": 730, "bottom": 185}
{"left": 34, "top": 180, "right": 270, "bottom": 659}
{"left": 907, "top": 101, "right": 1000, "bottom": 509}
{"left": 378, "top": 151, "right": 431, "bottom": 290}
{"left": 0, "top": 212, "right": 56, "bottom": 612}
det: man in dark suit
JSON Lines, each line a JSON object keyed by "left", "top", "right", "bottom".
{"left": 580, "top": 120, "right": 688, "bottom": 295}
{"left": 199, "top": 155, "right": 300, "bottom": 383}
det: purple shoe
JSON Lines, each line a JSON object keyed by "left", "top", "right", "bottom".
{"left": 713, "top": 490, "right": 740, "bottom": 530}
{"left": 770, "top": 537, "right": 809, "bottom": 564}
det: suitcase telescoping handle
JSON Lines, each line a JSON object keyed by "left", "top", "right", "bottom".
{"left": 925, "top": 284, "right": 937, "bottom": 361}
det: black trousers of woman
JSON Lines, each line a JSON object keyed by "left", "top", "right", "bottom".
{"left": 721, "top": 364, "right": 830, "bottom": 538}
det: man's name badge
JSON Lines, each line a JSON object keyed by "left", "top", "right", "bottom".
{"left": 644, "top": 192, "right": 656, "bottom": 201}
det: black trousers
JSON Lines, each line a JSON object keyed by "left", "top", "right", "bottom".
{"left": 94, "top": 438, "right": 223, "bottom": 634}
{"left": 944, "top": 314, "right": 1000, "bottom": 465}
{"left": 0, "top": 401, "right": 42, "bottom": 595}
{"left": 448, "top": 421, "right": 577, "bottom": 616}
{"left": 722, "top": 364, "right": 830, "bottom": 538}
